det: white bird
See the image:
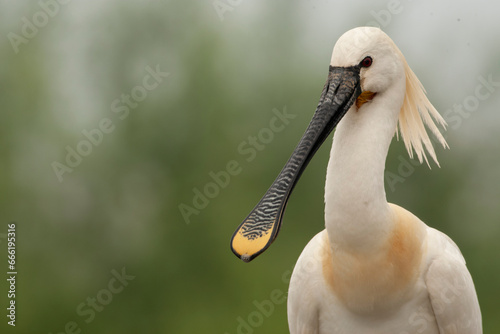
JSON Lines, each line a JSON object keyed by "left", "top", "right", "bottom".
{"left": 231, "top": 27, "right": 481, "bottom": 334}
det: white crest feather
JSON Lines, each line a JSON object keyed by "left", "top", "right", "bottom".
{"left": 394, "top": 47, "right": 449, "bottom": 167}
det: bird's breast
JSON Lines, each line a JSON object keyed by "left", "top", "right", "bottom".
{"left": 322, "top": 203, "right": 426, "bottom": 315}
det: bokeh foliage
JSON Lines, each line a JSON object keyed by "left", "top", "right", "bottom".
{"left": 0, "top": 1, "right": 499, "bottom": 333}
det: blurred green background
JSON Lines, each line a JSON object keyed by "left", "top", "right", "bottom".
{"left": 0, "top": 0, "right": 499, "bottom": 333}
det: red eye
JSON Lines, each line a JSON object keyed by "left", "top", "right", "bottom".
{"left": 360, "top": 56, "right": 373, "bottom": 68}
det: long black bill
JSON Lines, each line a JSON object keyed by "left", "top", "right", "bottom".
{"left": 231, "top": 66, "right": 362, "bottom": 262}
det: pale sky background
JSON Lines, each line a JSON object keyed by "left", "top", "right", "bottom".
{"left": 3, "top": 0, "right": 496, "bottom": 138}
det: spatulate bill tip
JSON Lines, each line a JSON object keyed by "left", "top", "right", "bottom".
{"left": 230, "top": 225, "right": 273, "bottom": 263}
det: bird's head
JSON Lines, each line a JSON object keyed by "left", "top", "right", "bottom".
{"left": 332, "top": 27, "right": 405, "bottom": 101}
{"left": 330, "top": 27, "right": 448, "bottom": 165}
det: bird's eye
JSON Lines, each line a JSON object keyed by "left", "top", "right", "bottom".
{"left": 360, "top": 56, "right": 373, "bottom": 68}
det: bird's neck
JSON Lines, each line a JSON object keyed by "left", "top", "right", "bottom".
{"left": 324, "top": 88, "right": 404, "bottom": 251}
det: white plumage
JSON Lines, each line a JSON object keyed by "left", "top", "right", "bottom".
{"left": 287, "top": 27, "right": 482, "bottom": 334}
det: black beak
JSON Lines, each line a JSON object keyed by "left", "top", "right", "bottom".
{"left": 231, "top": 66, "right": 362, "bottom": 262}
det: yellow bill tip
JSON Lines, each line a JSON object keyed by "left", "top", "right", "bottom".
{"left": 231, "top": 225, "right": 275, "bottom": 262}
